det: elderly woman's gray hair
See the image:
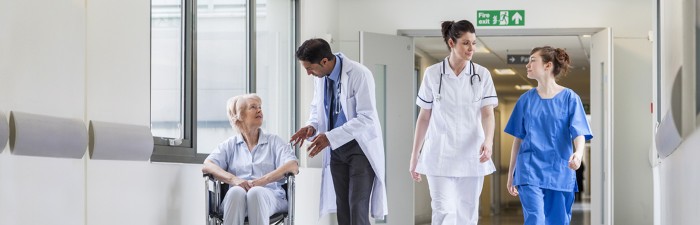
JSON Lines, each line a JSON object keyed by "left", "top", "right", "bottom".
{"left": 226, "top": 93, "right": 262, "bottom": 132}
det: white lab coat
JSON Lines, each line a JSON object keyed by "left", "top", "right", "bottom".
{"left": 306, "top": 53, "right": 388, "bottom": 219}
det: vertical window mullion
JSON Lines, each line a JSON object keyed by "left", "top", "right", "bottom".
{"left": 247, "top": 0, "right": 256, "bottom": 93}
{"left": 657, "top": 0, "right": 661, "bottom": 123}
{"left": 292, "top": 0, "right": 299, "bottom": 139}
{"left": 184, "top": 0, "right": 196, "bottom": 149}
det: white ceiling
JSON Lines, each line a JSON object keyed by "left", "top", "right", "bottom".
{"left": 415, "top": 35, "right": 591, "bottom": 103}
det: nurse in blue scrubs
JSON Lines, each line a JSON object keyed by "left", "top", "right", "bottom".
{"left": 504, "top": 46, "right": 593, "bottom": 225}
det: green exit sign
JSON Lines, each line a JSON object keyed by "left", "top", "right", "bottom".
{"left": 477, "top": 10, "right": 525, "bottom": 26}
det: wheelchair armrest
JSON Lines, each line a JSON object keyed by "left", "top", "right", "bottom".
{"left": 203, "top": 173, "right": 221, "bottom": 185}
{"left": 284, "top": 172, "right": 296, "bottom": 225}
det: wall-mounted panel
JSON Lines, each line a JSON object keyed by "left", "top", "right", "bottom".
{"left": 89, "top": 121, "right": 153, "bottom": 161}
{"left": 10, "top": 111, "right": 87, "bottom": 159}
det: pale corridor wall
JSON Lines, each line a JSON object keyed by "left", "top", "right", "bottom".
{"left": 0, "top": 0, "right": 208, "bottom": 224}
{"left": 658, "top": 0, "right": 700, "bottom": 225}
{"left": 0, "top": 0, "right": 87, "bottom": 224}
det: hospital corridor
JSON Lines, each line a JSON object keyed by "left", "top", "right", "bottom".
{"left": 0, "top": 0, "right": 699, "bottom": 225}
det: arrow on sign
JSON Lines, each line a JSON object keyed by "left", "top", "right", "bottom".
{"left": 512, "top": 12, "right": 523, "bottom": 25}
{"left": 507, "top": 54, "right": 530, "bottom": 64}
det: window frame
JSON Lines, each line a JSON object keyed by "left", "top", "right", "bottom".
{"left": 150, "top": 0, "right": 298, "bottom": 164}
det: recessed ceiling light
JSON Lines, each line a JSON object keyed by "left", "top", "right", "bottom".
{"left": 475, "top": 46, "right": 490, "bottom": 53}
{"left": 582, "top": 34, "right": 591, "bottom": 38}
{"left": 515, "top": 85, "right": 533, "bottom": 90}
{"left": 494, "top": 69, "right": 516, "bottom": 75}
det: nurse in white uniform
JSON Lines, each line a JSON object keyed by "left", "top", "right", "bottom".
{"left": 409, "top": 20, "right": 498, "bottom": 225}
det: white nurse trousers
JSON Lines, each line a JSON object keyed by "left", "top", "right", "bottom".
{"left": 427, "top": 175, "right": 485, "bottom": 225}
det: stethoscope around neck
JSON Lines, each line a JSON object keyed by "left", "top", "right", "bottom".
{"left": 435, "top": 59, "right": 483, "bottom": 102}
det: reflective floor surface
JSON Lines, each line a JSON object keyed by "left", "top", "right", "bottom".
{"left": 418, "top": 199, "right": 590, "bottom": 225}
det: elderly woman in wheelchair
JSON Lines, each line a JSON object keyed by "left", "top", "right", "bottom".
{"left": 202, "top": 94, "right": 299, "bottom": 225}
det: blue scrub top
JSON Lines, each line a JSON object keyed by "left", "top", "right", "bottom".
{"left": 504, "top": 88, "right": 593, "bottom": 192}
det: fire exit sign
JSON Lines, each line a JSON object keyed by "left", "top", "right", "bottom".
{"left": 477, "top": 10, "right": 525, "bottom": 26}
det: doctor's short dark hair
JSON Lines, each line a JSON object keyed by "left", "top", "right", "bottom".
{"left": 441, "top": 20, "right": 476, "bottom": 50}
{"left": 296, "top": 38, "right": 335, "bottom": 64}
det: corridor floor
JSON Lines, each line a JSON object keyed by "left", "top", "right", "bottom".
{"left": 418, "top": 200, "right": 590, "bottom": 225}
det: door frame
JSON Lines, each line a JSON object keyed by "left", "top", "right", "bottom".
{"left": 359, "top": 31, "right": 416, "bottom": 225}
{"left": 398, "top": 27, "right": 614, "bottom": 224}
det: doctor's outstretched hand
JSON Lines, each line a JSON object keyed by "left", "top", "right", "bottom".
{"left": 290, "top": 125, "right": 316, "bottom": 148}
{"left": 479, "top": 143, "right": 493, "bottom": 163}
{"left": 307, "top": 133, "right": 330, "bottom": 158}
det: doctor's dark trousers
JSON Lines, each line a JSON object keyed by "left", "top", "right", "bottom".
{"left": 330, "top": 139, "right": 375, "bottom": 225}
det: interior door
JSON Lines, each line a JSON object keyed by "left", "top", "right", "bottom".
{"left": 491, "top": 109, "right": 501, "bottom": 214}
{"left": 590, "top": 27, "right": 613, "bottom": 225}
{"left": 360, "top": 31, "right": 414, "bottom": 225}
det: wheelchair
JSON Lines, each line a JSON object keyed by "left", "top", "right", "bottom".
{"left": 204, "top": 173, "right": 296, "bottom": 225}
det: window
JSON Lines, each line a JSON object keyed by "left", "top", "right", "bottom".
{"left": 151, "top": 0, "right": 296, "bottom": 163}
{"left": 151, "top": 0, "right": 183, "bottom": 140}
{"left": 255, "top": 0, "right": 295, "bottom": 145}
{"left": 195, "top": 0, "right": 247, "bottom": 154}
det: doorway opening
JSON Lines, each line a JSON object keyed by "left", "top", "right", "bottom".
{"left": 400, "top": 28, "right": 612, "bottom": 225}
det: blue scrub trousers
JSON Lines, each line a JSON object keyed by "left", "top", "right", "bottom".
{"left": 517, "top": 185, "right": 575, "bottom": 225}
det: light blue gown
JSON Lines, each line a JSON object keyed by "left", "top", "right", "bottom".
{"left": 206, "top": 129, "right": 298, "bottom": 225}
{"left": 504, "top": 88, "right": 593, "bottom": 225}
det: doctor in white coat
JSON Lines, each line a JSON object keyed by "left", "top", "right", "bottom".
{"left": 291, "top": 38, "right": 387, "bottom": 225}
